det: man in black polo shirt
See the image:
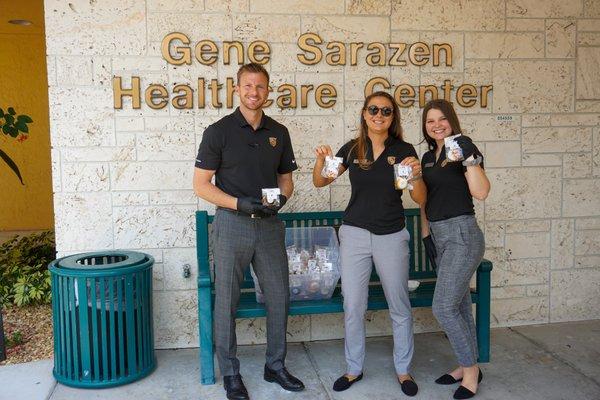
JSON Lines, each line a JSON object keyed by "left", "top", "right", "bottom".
{"left": 193, "top": 63, "right": 304, "bottom": 400}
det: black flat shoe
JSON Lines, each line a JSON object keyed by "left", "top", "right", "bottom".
{"left": 332, "top": 373, "right": 363, "bottom": 392}
{"left": 398, "top": 376, "right": 419, "bottom": 397}
{"left": 264, "top": 365, "right": 305, "bottom": 392}
{"left": 223, "top": 374, "right": 249, "bottom": 400}
{"left": 454, "top": 385, "right": 476, "bottom": 399}
{"left": 436, "top": 369, "right": 483, "bottom": 385}
{"left": 453, "top": 370, "right": 483, "bottom": 399}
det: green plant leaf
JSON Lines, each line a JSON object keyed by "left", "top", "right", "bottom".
{"left": 17, "top": 114, "right": 33, "bottom": 123}
{"left": 0, "top": 148, "right": 24, "bottom": 184}
{"left": 8, "top": 107, "right": 16, "bottom": 115}
{"left": 15, "top": 120, "right": 29, "bottom": 133}
{"left": 7, "top": 126, "right": 18, "bottom": 137}
{"left": 0, "top": 108, "right": 4, "bottom": 117}
{"left": 4, "top": 114, "right": 14, "bottom": 125}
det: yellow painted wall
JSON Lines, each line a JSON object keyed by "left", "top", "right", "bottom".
{"left": 0, "top": 0, "right": 53, "bottom": 230}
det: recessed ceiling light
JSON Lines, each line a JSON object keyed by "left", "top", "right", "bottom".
{"left": 8, "top": 20, "right": 33, "bottom": 26}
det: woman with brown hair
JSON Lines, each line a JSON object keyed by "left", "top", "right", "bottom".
{"left": 420, "top": 99, "right": 490, "bottom": 399}
{"left": 312, "top": 91, "right": 425, "bottom": 396}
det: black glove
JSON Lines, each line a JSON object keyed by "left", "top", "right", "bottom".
{"left": 237, "top": 197, "right": 267, "bottom": 215}
{"left": 454, "top": 135, "right": 479, "bottom": 160}
{"left": 422, "top": 235, "right": 438, "bottom": 271}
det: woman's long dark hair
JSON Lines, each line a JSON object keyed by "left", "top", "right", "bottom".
{"left": 421, "top": 99, "right": 463, "bottom": 151}
{"left": 351, "top": 91, "right": 404, "bottom": 170}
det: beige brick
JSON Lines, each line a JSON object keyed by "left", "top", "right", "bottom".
{"left": 594, "top": 128, "right": 600, "bottom": 176}
{"left": 545, "top": 19, "right": 576, "bottom": 58}
{"left": 550, "top": 268, "right": 600, "bottom": 322}
{"left": 112, "top": 192, "right": 149, "bottom": 206}
{"left": 285, "top": 173, "right": 331, "bottom": 212}
{"left": 493, "top": 61, "right": 574, "bottom": 113}
{"left": 577, "top": 19, "right": 600, "bottom": 31}
{"left": 56, "top": 57, "right": 93, "bottom": 85}
{"left": 505, "top": 220, "right": 550, "bottom": 233}
{"left": 113, "top": 205, "right": 196, "bottom": 248}
{"left": 551, "top": 219, "right": 575, "bottom": 269}
{"left": 485, "top": 141, "right": 521, "bottom": 167}
{"left": 526, "top": 284, "right": 549, "bottom": 297}
{"left": 252, "top": 0, "right": 344, "bottom": 13}
{"left": 522, "top": 127, "right": 592, "bottom": 154}
{"left": 575, "top": 255, "right": 600, "bottom": 268}
{"left": 505, "top": 232, "right": 550, "bottom": 259}
{"left": 302, "top": 16, "right": 390, "bottom": 42}
{"left": 111, "top": 162, "right": 193, "bottom": 190}
{"left": 487, "top": 247, "right": 549, "bottom": 286}
{"left": 153, "top": 290, "right": 198, "bottom": 348}
{"left": 576, "top": 217, "right": 600, "bottom": 230}
{"left": 464, "top": 61, "right": 492, "bottom": 86}
{"left": 485, "top": 222, "right": 505, "bottom": 248}
{"left": 585, "top": 0, "right": 600, "bottom": 17}
{"left": 492, "top": 286, "right": 527, "bottom": 299}
{"left": 346, "top": 0, "right": 391, "bottom": 15}
{"left": 563, "top": 179, "right": 600, "bottom": 217}
{"left": 61, "top": 147, "right": 135, "bottom": 162}
{"left": 391, "top": 0, "right": 504, "bottom": 31}
{"left": 233, "top": 15, "right": 300, "bottom": 42}
{"left": 147, "top": 13, "right": 231, "bottom": 42}
{"left": 491, "top": 297, "right": 549, "bottom": 326}
{"left": 550, "top": 113, "right": 600, "bottom": 126}
{"left": 420, "top": 32, "right": 464, "bottom": 72}
{"left": 507, "top": 0, "right": 583, "bottom": 18}
{"left": 522, "top": 114, "right": 551, "bottom": 127}
{"left": 576, "top": 100, "right": 600, "bottom": 112}
{"left": 204, "top": 0, "right": 249, "bottom": 12}
{"left": 575, "top": 230, "right": 600, "bottom": 255}
{"left": 563, "top": 153, "right": 593, "bottom": 178}
{"left": 578, "top": 32, "right": 600, "bottom": 46}
{"left": 577, "top": 48, "right": 600, "bottom": 99}
{"left": 147, "top": 0, "right": 203, "bottom": 11}
{"left": 522, "top": 153, "right": 563, "bottom": 166}
{"left": 486, "top": 167, "right": 562, "bottom": 220}
{"left": 137, "top": 131, "right": 195, "bottom": 161}
{"left": 277, "top": 116, "right": 345, "bottom": 159}
{"left": 506, "top": 18, "right": 545, "bottom": 31}
{"left": 465, "top": 32, "right": 544, "bottom": 59}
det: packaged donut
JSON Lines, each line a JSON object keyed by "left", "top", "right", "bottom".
{"left": 320, "top": 156, "right": 343, "bottom": 179}
{"left": 261, "top": 188, "right": 281, "bottom": 207}
{"left": 393, "top": 164, "right": 414, "bottom": 191}
{"left": 444, "top": 134, "right": 464, "bottom": 162}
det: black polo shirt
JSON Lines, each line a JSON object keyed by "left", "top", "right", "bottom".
{"left": 195, "top": 107, "right": 297, "bottom": 199}
{"left": 335, "top": 136, "right": 418, "bottom": 235}
{"left": 421, "top": 147, "right": 484, "bottom": 222}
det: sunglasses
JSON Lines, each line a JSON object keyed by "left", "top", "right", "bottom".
{"left": 366, "top": 105, "right": 393, "bottom": 117}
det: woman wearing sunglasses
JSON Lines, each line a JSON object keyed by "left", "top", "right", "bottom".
{"left": 420, "top": 99, "right": 490, "bottom": 399}
{"left": 312, "top": 91, "right": 426, "bottom": 396}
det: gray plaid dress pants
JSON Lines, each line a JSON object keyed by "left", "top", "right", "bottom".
{"left": 212, "top": 208, "right": 290, "bottom": 377}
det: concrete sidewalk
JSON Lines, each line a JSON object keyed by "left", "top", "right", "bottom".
{"left": 1, "top": 320, "right": 599, "bottom": 400}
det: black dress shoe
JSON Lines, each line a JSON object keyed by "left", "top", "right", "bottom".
{"left": 332, "top": 373, "right": 363, "bottom": 391}
{"left": 436, "top": 369, "right": 483, "bottom": 385}
{"left": 453, "top": 370, "right": 483, "bottom": 399}
{"left": 398, "top": 376, "right": 419, "bottom": 397}
{"left": 264, "top": 366, "right": 305, "bottom": 392}
{"left": 223, "top": 374, "right": 249, "bottom": 400}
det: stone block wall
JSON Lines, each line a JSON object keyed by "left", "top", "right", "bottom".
{"left": 45, "top": 0, "right": 600, "bottom": 348}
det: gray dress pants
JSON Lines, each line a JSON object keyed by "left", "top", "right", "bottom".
{"left": 212, "top": 208, "right": 289, "bottom": 377}
{"left": 339, "top": 224, "right": 414, "bottom": 376}
{"left": 429, "top": 214, "right": 485, "bottom": 367}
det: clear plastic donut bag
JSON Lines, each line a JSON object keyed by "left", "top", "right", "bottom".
{"left": 444, "top": 134, "right": 464, "bottom": 162}
{"left": 261, "top": 188, "right": 281, "bottom": 207}
{"left": 394, "top": 164, "right": 414, "bottom": 191}
{"left": 320, "top": 156, "right": 343, "bottom": 179}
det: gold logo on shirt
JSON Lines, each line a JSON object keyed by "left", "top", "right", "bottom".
{"left": 387, "top": 156, "right": 396, "bottom": 165}
{"left": 269, "top": 137, "right": 277, "bottom": 147}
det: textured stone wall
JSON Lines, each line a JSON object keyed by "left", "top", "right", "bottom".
{"left": 45, "top": 0, "right": 600, "bottom": 348}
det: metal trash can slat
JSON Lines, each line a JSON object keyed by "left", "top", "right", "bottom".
{"left": 49, "top": 251, "right": 155, "bottom": 388}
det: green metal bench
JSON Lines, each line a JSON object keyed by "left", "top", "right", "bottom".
{"left": 196, "top": 209, "right": 493, "bottom": 385}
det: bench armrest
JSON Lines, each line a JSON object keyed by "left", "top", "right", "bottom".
{"left": 477, "top": 259, "right": 493, "bottom": 272}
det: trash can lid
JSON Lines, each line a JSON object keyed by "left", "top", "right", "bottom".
{"left": 56, "top": 251, "right": 149, "bottom": 270}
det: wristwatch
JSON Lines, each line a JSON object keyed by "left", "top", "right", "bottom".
{"left": 462, "top": 155, "right": 483, "bottom": 167}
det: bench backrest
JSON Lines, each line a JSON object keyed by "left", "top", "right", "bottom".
{"left": 196, "top": 209, "right": 436, "bottom": 290}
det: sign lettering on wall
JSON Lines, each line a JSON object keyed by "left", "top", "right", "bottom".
{"left": 113, "top": 32, "right": 493, "bottom": 110}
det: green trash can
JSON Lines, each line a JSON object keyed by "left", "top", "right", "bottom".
{"left": 49, "top": 251, "right": 155, "bottom": 388}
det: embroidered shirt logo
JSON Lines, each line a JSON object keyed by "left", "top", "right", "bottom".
{"left": 387, "top": 156, "right": 396, "bottom": 165}
{"left": 269, "top": 137, "right": 277, "bottom": 147}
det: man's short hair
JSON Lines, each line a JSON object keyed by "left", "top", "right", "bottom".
{"left": 236, "top": 63, "right": 270, "bottom": 84}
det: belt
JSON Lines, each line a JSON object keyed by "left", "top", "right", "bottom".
{"left": 217, "top": 207, "right": 276, "bottom": 219}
